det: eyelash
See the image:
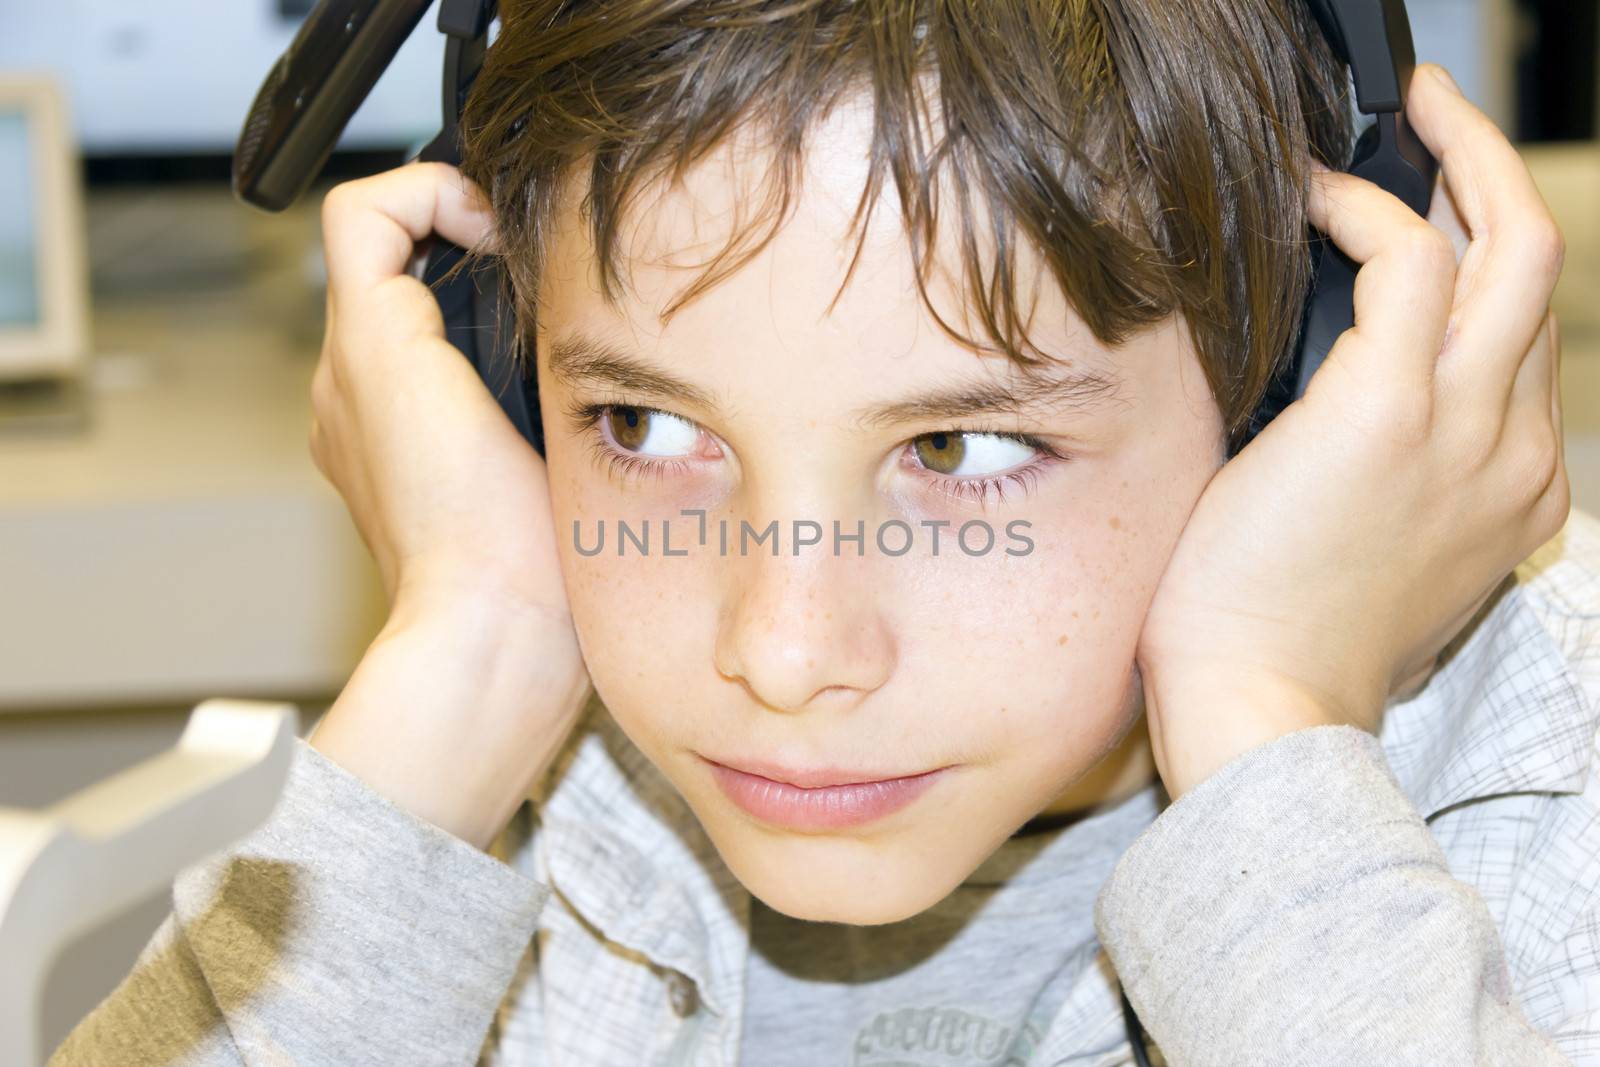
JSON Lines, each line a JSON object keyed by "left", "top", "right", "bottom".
{"left": 561, "top": 400, "right": 1069, "bottom": 506}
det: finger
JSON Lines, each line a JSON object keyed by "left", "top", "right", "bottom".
{"left": 309, "top": 412, "right": 328, "bottom": 477}
{"left": 1425, "top": 165, "right": 1470, "bottom": 267}
{"left": 321, "top": 161, "right": 496, "bottom": 304}
{"left": 1403, "top": 64, "right": 1566, "bottom": 397}
{"left": 1505, "top": 307, "right": 1554, "bottom": 434}
{"left": 1305, "top": 167, "right": 1455, "bottom": 392}
{"left": 1548, "top": 311, "right": 1571, "bottom": 534}
{"left": 1550, "top": 311, "right": 1564, "bottom": 442}
{"left": 1499, "top": 309, "right": 1564, "bottom": 533}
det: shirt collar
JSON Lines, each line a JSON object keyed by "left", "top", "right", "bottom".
{"left": 527, "top": 694, "right": 751, "bottom": 1019}
{"left": 1380, "top": 532, "right": 1600, "bottom": 820}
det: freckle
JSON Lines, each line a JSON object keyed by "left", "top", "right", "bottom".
{"left": 1072, "top": 611, "right": 1079, "bottom": 619}
{"left": 1109, "top": 515, "right": 1121, "bottom": 530}
{"left": 1057, "top": 633, "right": 1069, "bottom": 645}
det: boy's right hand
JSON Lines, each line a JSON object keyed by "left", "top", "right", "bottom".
{"left": 311, "top": 161, "right": 566, "bottom": 624}
{"left": 307, "top": 161, "right": 592, "bottom": 850}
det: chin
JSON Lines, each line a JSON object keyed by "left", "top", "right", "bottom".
{"left": 747, "top": 879, "right": 946, "bottom": 926}
{"left": 707, "top": 831, "right": 967, "bottom": 926}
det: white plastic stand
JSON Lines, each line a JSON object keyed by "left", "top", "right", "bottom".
{"left": 0, "top": 699, "right": 298, "bottom": 1066}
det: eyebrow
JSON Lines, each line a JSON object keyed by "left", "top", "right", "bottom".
{"left": 546, "top": 333, "right": 723, "bottom": 412}
{"left": 545, "top": 331, "right": 1125, "bottom": 428}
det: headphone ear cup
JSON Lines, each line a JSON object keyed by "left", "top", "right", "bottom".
{"left": 1349, "top": 118, "right": 1384, "bottom": 171}
{"left": 427, "top": 244, "right": 541, "bottom": 452}
{"left": 474, "top": 262, "right": 544, "bottom": 455}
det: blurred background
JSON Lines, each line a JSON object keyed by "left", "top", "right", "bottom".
{"left": 0, "top": 0, "right": 1597, "bottom": 1056}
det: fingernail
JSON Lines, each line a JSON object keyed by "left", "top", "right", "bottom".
{"left": 1430, "top": 64, "right": 1461, "bottom": 95}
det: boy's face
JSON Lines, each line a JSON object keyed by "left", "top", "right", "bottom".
{"left": 536, "top": 99, "right": 1227, "bottom": 925}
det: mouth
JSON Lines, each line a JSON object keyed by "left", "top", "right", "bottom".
{"left": 702, "top": 755, "right": 938, "bottom": 790}
{"left": 699, "top": 755, "right": 950, "bottom": 831}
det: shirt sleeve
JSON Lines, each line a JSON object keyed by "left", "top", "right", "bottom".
{"left": 1093, "top": 723, "right": 1576, "bottom": 1067}
{"left": 47, "top": 736, "right": 552, "bottom": 1067}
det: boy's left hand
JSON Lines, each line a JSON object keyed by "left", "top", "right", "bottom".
{"left": 1139, "top": 62, "right": 1570, "bottom": 801}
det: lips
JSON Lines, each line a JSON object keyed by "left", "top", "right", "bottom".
{"left": 703, "top": 757, "right": 950, "bottom": 831}
{"left": 705, "top": 756, "right": 930, "bottom": 790}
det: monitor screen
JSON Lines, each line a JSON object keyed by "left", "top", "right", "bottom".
{"left": 0, "top": 108, "right": 40, "bottom": 330}
{"left": 0, "top": 77, "right": 89, "bottom": 382}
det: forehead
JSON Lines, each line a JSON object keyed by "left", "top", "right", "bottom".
{"left": 536, "top": 90, "right": 1122, "bottom": 407}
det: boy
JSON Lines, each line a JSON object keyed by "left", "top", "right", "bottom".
{"left": 53, "top": 1, "right": 1595, "bottom": 1064}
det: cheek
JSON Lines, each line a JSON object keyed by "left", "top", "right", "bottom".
{"left": 907, "top": 475, "right": 1197, "bottom": 778}
{"left": 550, "top": 485, "right": 716, "bottom": 747}
{"left": 563, "top": 550, "right": 701, "bottom": 682}
{"left": 895, "top": 508, "right": 1156, "bottom": 746}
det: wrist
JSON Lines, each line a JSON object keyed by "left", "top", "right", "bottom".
{"left": 391, "top": 561, "right": 577, "bottom": 635}
{"left": 1143, "top": 666, "right": 1350, "bottom": 801}
{"left": 312, "top": 594, "right": 591, "bottom": 850}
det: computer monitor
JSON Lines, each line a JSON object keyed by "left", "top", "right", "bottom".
{"left": 0, "top": 75, "right": 89, "bottom": 384}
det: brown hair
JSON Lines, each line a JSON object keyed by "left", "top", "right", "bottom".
{"left": 457, "top": 0, "right": 1354, "bottom": 455}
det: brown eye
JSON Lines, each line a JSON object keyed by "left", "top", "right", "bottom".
{"left": 608, "top": 406, "right": 649, "bottom": 451}
{"left": 912, "top": 431, "right": 1037, "bottom": 477}
{"left": 914, "top": 431, "right": 965, "bottom": 474}
{"left": 603, "top": 405, "right": 701, "bottom": 456}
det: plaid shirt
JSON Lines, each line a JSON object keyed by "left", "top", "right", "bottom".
{"left": 49, "top": 511, "right": 1600, "bottom": 1067}
{"left": 480, "top": 510, "right": 1600, "bottom": 1066}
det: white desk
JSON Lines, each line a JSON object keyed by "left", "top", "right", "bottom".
{"left": 0, "top": 183, "right": 387, "bottom": 712}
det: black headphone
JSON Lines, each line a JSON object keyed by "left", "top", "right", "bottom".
{"left": 234, "top": 1, "right": 1436, "bottom": 1059}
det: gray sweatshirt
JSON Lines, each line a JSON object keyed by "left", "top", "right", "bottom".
{"left": 47, "top": 510, "right": 1600, "bottom": 1066}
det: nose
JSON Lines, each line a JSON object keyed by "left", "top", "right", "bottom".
{"left": 713, "top": 545, "right": 896, "bottom": 714}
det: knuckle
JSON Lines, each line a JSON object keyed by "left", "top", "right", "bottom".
{"left": 414, "top": 160, "right": 455, "bottom": 188}
{"left": 1540, "top": 432, "right": 1565, "bottom": 493}
{"left": 310, "top": 360, "right": 336, "bottom": 413}
{"left": 1532, "top": 217, "right": 1567, "bottom": 281}
{"left": 1529, "top": 458, "right": 1572, "bottom": 545}
{"left": 1378, "top": 388, "right": 1435, "bottom": 446}
{"left": 1406, "top": 224, "right": 1456, "bottom": 275}
{"left": 1544, "top": 469, "right": 1573, "bottom": 536}
{"left": 1457, "top": 412, "right": 1500, "bottom": 470}
{"left": 319, "top": 179, "right": 361, "bottom": 227}
{"left": 1518, "top": 425, "right": 1563, "bottom": 504}
{"left": 308, "top": 422, "right": 326, "bottom": 474}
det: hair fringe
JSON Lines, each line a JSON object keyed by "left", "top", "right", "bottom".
{"left": 449, "top": 0, "right": 1352, "bottom": 454}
